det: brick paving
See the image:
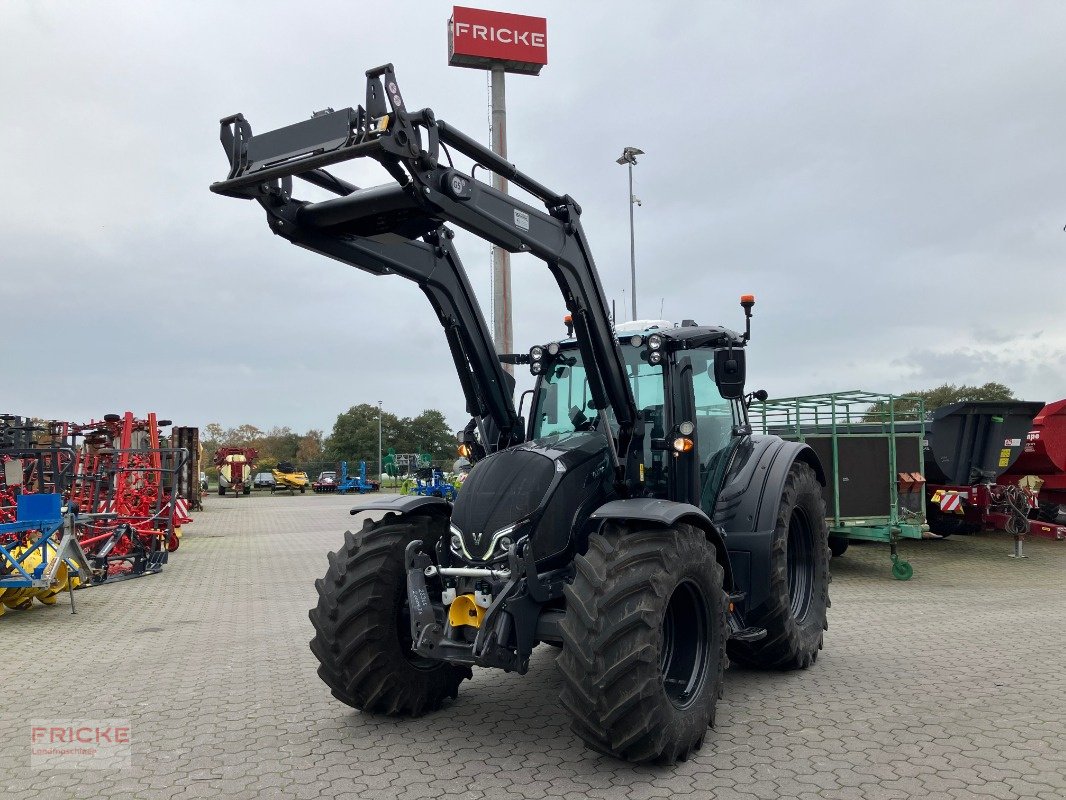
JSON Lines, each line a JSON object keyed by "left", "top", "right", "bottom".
{"left": 1, "top": 492, "right": 1064, "bottom": 799}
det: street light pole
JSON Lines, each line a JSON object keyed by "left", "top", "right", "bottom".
{"left": 377, "top": 401, "right": 383, "bottom": 483}
{"left": 616, "top": 147, "right": 644, "bottom": 321}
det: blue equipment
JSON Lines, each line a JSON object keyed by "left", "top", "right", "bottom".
{"left": 413, "top": 469, "right": 457, "bottom": 501}
{"left": 336, "top": 461, "right": 379, "bottom": 495}
{"left": 0, "top": 494, "right": 93, "bottom": 614}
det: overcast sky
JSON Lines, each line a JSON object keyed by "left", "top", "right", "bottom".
{"left": 3, "top": 1, "right": 1064, "bottom": 435}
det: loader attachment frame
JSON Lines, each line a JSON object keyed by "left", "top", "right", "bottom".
{"left": 211, "top": 64, "right": 639, "bottom": 485}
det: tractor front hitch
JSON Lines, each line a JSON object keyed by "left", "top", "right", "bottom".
{"left": 403, "top": 539, "right": 533, "bottom": 672}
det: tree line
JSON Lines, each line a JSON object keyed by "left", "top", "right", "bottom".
{"left": 201, "top": 404, "right": 456, "bottom": 476}
{"left": 861, "top": 382, "right": 1015, "bottom": 421}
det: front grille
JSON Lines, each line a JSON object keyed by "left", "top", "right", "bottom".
{"left": 451, "top": 449, "right": 555, "bottom": 550}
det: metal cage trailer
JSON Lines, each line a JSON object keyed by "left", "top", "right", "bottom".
{"left": 752, "top": 391, "right": 926, "bottom": 580}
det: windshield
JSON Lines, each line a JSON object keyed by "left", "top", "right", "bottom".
{"left": 529, "top": 343, "right": 741, "bottom": 505}
{"left": 530, "top": 345, "right": 661, "bottom": 440}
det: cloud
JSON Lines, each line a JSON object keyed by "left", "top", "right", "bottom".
{"left": 3, "top": 0, "right": 1065, "bottom": 435}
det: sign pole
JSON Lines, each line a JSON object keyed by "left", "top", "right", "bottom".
{"left": 490, "top": 65, "right": 513, "bottom": 372}
{"left": 448, "top": 5, "right": 548, "bottom": 368}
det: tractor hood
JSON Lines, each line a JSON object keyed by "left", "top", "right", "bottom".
{"left": 449, "top": 432, "right": 612, "bottom": 565}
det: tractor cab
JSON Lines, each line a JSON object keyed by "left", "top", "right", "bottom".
{"left": 526, "top": 320, "right": 750, "bottom": 520}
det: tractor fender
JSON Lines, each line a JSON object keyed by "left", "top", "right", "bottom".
{"left": 712, "top": 435, "right": 825, "bottom": 611}
{"left": 589, "top": 498, "right": 734, "bottom": 591}
{"left": 349, "top": 494, "right": 450, "bottom": 519}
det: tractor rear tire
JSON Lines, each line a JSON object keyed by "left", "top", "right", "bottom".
{"left": 728, "top": 461, "right": 830, "bottom": 671}
{"left": 829, "top": 536, "right": 848, "bottom": 557}
{"left": 309, "top": 514, "right": 470, "bottom": 716}
{"left": 557, "top": 522, "right": 728, "bottom": 764}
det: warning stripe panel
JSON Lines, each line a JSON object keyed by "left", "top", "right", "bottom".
{"left": 940, "top": 493, "right": 963, "bottom": 512}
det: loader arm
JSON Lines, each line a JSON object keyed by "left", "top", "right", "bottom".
{"left": 211, "top": 64, "right": 639, "bottom": 482}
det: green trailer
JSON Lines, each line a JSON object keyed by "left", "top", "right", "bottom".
{"left": 751, "top": 391, "right": 928, "bottom": 579}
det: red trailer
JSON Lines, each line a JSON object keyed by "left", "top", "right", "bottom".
{"left": 925, "top": 401, "right": 1066, "bottom": 545}
{"left": 998, "top": 398, "right": 1066, "bottom": 522}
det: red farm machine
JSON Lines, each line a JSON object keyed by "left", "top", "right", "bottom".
{"left": 64, "top": 412, "right": 192, "bottom": 580}
{"left": 1, "top": 411, "right": 194, "bottom": 606}
{"left": 997, "top": 399, "right": 1066, "bottom": 523}
{"left": 922, "top": 401, "right": 1066, "bottom": 552}
{"left": 213, "top": 447, "right": 257, "bottom": 496}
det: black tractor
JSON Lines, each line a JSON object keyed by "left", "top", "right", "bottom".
{"left": 212, "top": 65, "right": 830, "bottom": 764}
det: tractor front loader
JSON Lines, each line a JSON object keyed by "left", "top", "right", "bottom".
{"left": 212, "top": 64, "right": 831, "bottom": 764}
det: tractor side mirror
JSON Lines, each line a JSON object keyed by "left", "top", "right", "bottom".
{"left": 712, "top": 349, "right": 746, "bottom": 400}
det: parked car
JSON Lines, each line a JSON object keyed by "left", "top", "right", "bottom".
{"left": 313, "top": 470, "right": 338, "bottom": 493}
{"left": 252, "top": 472, "right": 276, "bottom": 490}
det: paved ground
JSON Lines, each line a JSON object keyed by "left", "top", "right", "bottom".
{"left": 2, "top": 492, "right": 1064, "bottom": 799}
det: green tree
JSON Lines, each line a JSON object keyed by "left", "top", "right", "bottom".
{"left": 297, "top": 429, "right": 325, "bottom": 464}
{"left": 325, "top": 405, "right": 456, "bottom": 466}
{"left": 400, "top": 410, "right": 456, "bottom": 460}
{"left": 326, "top": 404, "right": 401, "bottom": 466}
{"left": 864, "top": 382, "right": 1015, "bottom": 421}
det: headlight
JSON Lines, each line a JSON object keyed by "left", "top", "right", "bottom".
{"left": 497, "top": 535, "right": 514, "bottom": 553}
{"left": 449, "top": 525, "right": 463, "bottom": 553}
{"left": 629, "top": 334, "right": 643, "bottom": 347}
{"left": 546, "top": 342, "right": 560, "bottom": 356}
{"left": 530, "top": 345, "right": 544, "bottom": 361}
{"left": 648, "top": 333, "right": 664, "bottom": 350}
{"left": 648, "top": 350, "right": 663, "bottom": 365}
{"left": 531, "top": 361, "right": 543, "bottom": 375}
{"left": 492, "top": 522, "right": 518, "bottom": 540}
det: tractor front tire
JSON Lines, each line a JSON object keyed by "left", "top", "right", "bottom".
{"left": 309, "top": 514, "right": 470, "bottom": 716}
{"left": 558, "top": 522, "right": 728, "bottom": 764}
{"left": 729, "top": 461, "right": 830, "bottom": 671}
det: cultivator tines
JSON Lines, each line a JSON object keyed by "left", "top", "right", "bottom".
{"left": 1, "top": 410, "right": 196, "bottom": 611}
{"left": 69, "top": 444, "right": 189, "bottom": 582}
{"left": 49, "top": 412, "right": 190, "bottom": 583}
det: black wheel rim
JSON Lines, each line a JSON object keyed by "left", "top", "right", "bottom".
{"left": 786, "top": 507, "right": 814, "bottom": 621}
{"left": 659, "top": 580, "right": 710, "bottom": 710}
